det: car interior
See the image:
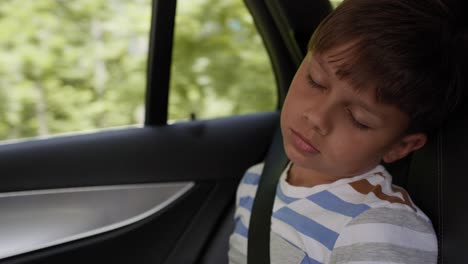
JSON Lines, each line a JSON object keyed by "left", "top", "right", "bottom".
{"left": 0, "top": 0, "right": 466, "bottom": 263}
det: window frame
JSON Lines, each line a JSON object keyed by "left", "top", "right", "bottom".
{"left": 144, "top": 0, "right": 177, "bottom": 126}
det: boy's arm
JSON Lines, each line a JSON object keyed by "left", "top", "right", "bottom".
{"left": 228, "top": 163, "right": 265, "bottom": 264}
{"left": 329, "top": 207, "right": 437, "bottom": 264}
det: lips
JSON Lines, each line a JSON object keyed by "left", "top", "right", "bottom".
{"left": 290, "top": 129, "right": 320, "bottom": 154}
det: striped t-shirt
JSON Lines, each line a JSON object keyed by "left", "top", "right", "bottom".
{"left": 229, "top": 163, "right": 437, "bottom": 264}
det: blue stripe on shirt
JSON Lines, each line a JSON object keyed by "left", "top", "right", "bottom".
{"left": 273, "top": 207, "right": 339, "bottom": 250}
{"left": 307, "top": 190, "right": 370, "bottom": 217}
{"left": 239, "top": 196, "right": 255, "bottom": 211}
{"left": 276, "top": 184, "right": 299, "bottom": 204}
{"left": 233, "top": 217, "right": 248, "bottom": 237}
{"left": 242, "top": 172, "right": 261, "bottom": 185}
{"left": 301, "top": 255, "right": 322, "bottom": 264}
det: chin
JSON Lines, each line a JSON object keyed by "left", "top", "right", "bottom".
{"left": 283, "top": 142, "right": 303, "bottom": 163}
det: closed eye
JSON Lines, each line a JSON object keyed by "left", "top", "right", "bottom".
{"left": 306, "top": 75, "right": 326, "bottom": 90}
{"left": 346, "top": 109, "right": 371, "bottom": 130}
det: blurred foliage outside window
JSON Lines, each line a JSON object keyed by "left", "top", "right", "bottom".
{"left": 0, "top": 0, "right": 151, "bottom": 141}
{"left": 169, "top": 0, "right": 277, "bottom": 120}
{"left": 330, "top": 0, "right": 344, "bottom": 8}
{"left": 0, "top": 0, "right": 278, "bottom": 142}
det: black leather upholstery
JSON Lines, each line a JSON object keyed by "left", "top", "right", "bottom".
{"left": 406, "top": 103, "right": 468, "bottom": 263}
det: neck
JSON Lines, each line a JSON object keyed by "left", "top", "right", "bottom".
{"left": 287, "top": 164, "right": 336, "bottom": 187}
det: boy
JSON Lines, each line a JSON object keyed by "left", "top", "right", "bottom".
{"left": 229, "top": 0, "right": 466, "bottom": 263}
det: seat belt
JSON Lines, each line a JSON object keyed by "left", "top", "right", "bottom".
{"left": 247, "top": 127, "right": 289, "bottom": 264}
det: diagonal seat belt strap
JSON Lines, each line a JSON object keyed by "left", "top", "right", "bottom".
{"left": 248, "top": 127, "right": 289, "bottom": 264}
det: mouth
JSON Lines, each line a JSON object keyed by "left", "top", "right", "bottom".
{"left": 290, "top": 129, "right": 320, "bottom": 154}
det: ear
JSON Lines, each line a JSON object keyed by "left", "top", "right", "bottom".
{"left": 382, "top": 133, "right": 427, "bottom": 163}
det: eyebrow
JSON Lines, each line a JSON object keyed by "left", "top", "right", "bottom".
{"left": 311, "top": 54, "right": 331, "bottom": 76}
{"left": 311, "top": 53, "right": 385, "bottom": 124}
{"left": 313, "top": 54, "right": 385, "bottom": 123}
{"left": 348, "top": 87, "right": 385, "bottom": 122}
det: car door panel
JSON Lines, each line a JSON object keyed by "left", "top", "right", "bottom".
{"left": 4, "top": 183, "right": 213, "bottom": 264}
{"left": 0, "top": 112, "right": 277, "bottom": 191}
{"left": 0, "top": 112, "right": 278, "bottom": 263}
{"left": 0, "top": 182, "right": 193, "bottom": 260}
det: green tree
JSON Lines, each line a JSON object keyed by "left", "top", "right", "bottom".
{"left": 0, "top": 0, "right": 150, "bottom": 140}
{"left": 170, "top": 0, "right": 276, "bottom": 120}
{"left": 0, "top": 0, "right": 276, "bottom": 140}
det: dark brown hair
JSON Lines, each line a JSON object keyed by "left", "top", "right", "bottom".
{"left": 308, "top": 0, "right": 467, "bottom": 133}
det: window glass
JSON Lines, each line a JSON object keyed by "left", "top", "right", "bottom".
{"left": 0, "top": 0, "right": 151, "bottom": 141}
{"left": 169, "top": 0, "right": 276, "bottom": 121}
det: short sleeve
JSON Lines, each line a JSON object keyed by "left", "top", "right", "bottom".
{"left": 233, "top": 163, "right": 264, "bottom": 208}
{"left": 229, "top": 163, "right": 265, "bottom": 264}
{"left": 329, "top": 207, "right": 438, "bottom": 264}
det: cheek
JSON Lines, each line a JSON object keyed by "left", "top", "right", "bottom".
{"left": 328, "top": 131, "right": 387, "bottom": 166}
{"left": 281, "top": 92, "right": 302, "bottom": 123}
{"left": 280, "top": 101, "right": 295, "bottom": 137}
{"left": 280, "top": 100, "right": 291, "bottom": 127}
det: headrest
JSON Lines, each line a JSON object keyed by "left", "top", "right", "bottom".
{"left": 265, "top": 0, "right": 332, "bottom": 66}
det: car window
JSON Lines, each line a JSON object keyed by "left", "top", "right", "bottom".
{"left": 168, "top": 0, "right": 277, "bottom": 122}
{"left": 0, "top": 0, "right": 151, "bottom": 142}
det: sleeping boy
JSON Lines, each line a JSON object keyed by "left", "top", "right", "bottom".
{"left": 229, "top": 0, "right": 466, "bottom": 263}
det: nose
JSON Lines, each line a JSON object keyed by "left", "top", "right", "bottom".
{"left": 302, "top": 101, "right": 332, "bottom": 136}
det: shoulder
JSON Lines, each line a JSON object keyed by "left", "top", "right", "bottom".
{"left": 235, "top": 163, "right": 264, "bottom": 204}
{"left": 238, "top": 163, "right": 264, "bottom": 188}
{"left": 246, "top": 162, "right": 264, "bottom": 174}
{"left": 330, "top": 207, "right": 437, "bottom": 264}
{"left": 346, "top": 166, "right": 429, "bottom": 219}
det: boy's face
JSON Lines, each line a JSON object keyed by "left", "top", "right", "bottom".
{"left": 281, "top": 46, "right": 426, "bottom": 184}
